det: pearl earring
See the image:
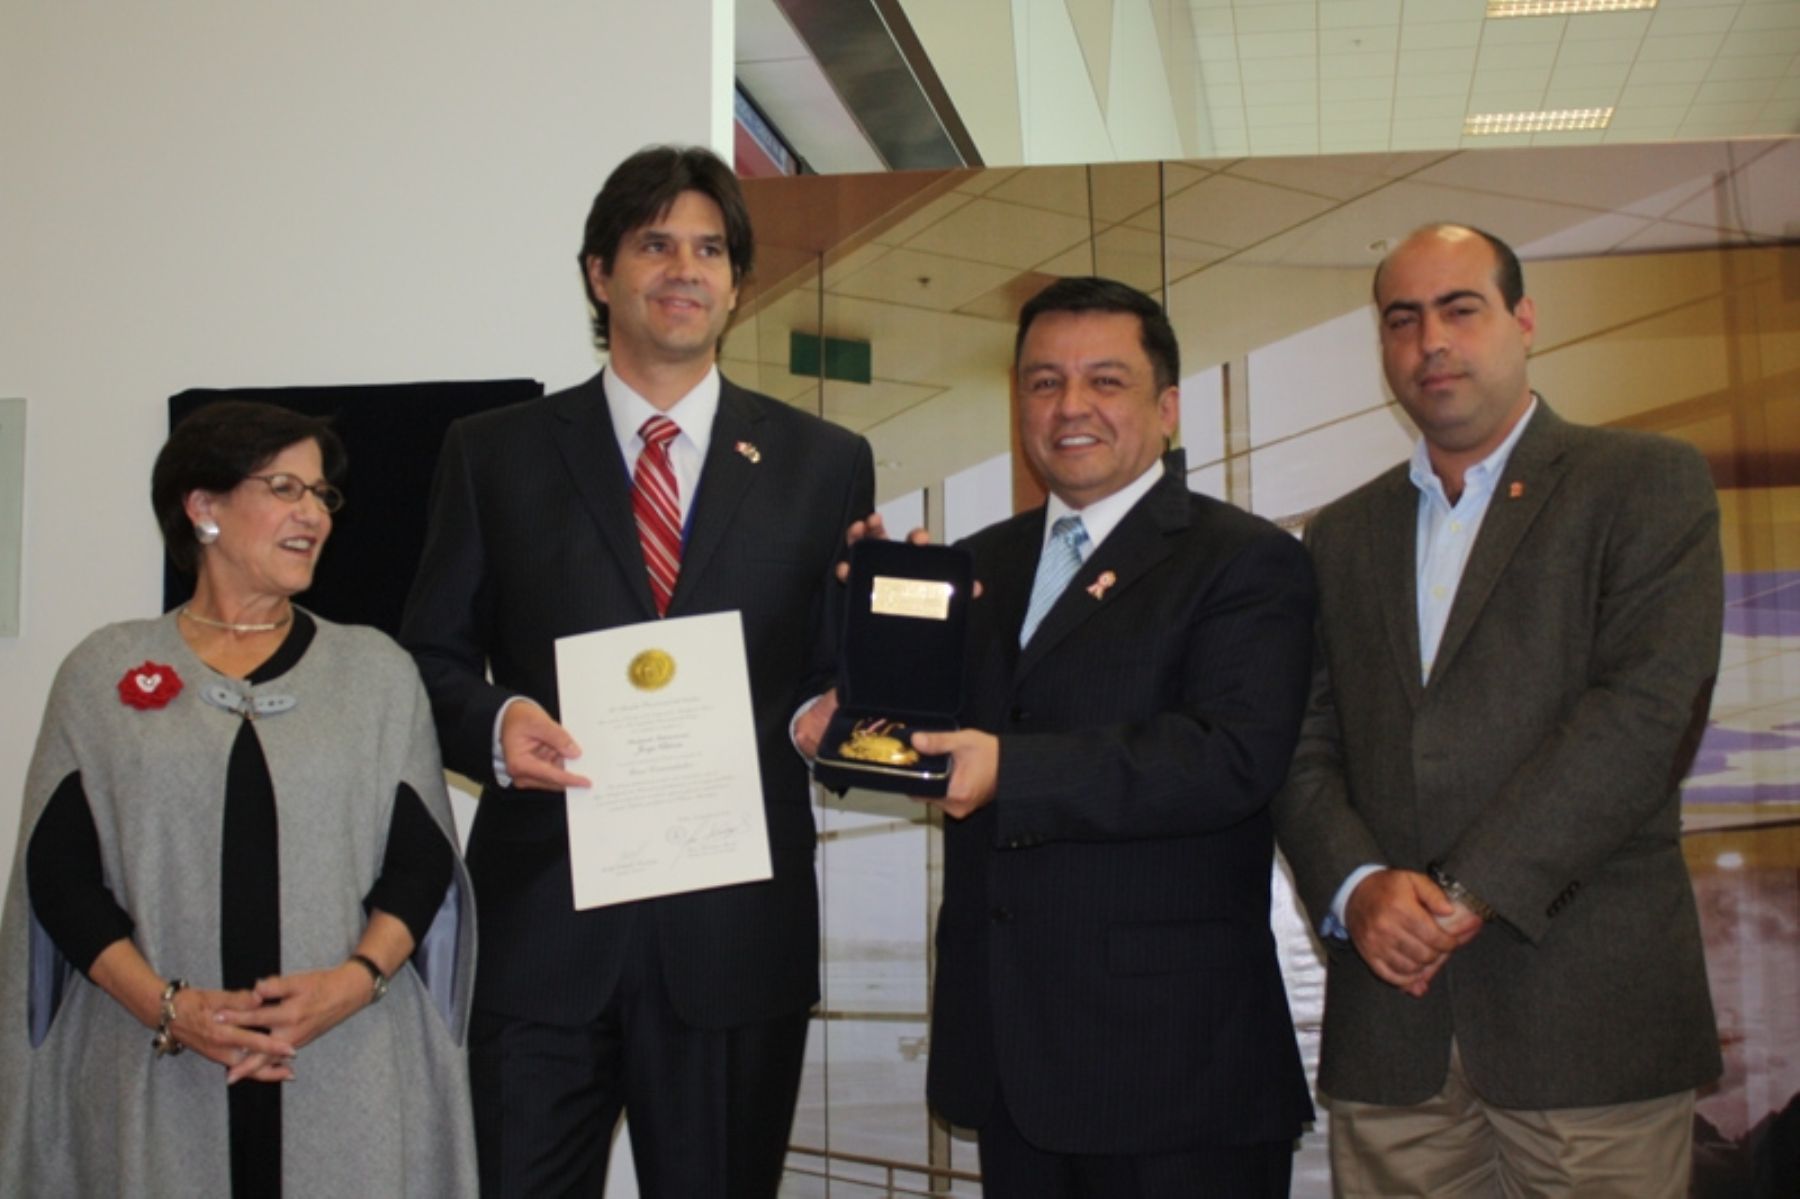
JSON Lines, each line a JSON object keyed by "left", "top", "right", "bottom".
{"left": 195, "top": 518, "right": 220, "bottom": 545}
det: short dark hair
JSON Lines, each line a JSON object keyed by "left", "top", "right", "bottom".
{"left": 1014, "top": 276, "right": 1180, "bottom": 393}
{"left": 577, "top": 145, "right": 755, "bottom": 350}
{"left": 1375, "top": 223, "right": 1525, "bottom": 312}
{"left": 151, "top": 401, "right": 347, "bottom": 575}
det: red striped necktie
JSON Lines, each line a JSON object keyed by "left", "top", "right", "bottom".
{"left": 633, "top": 416, "right": 682, "bottom": 616}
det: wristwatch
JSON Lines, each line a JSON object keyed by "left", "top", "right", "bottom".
{"left": 349, "top": 953, "right": 389, "bottom": 1003}
{"left": 1427, "top": 862, "right": 1497, "bottom": 922}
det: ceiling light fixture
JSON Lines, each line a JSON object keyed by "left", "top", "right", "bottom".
{"left": 1464, "top": 107, "right": 1615, "bottom": 135}
{"left": 1487, "top": 0, "right": 1655, "bottom": 16}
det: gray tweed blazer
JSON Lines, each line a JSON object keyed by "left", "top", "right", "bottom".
{"left": 1273, "top": 401, "right": 1724, "bottom": 1109}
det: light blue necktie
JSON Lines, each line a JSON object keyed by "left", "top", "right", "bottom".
{"left": 1020, "top": 515, "right": 1089, "bottom": 646}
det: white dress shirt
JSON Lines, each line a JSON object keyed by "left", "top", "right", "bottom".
{"left": 1038, "top": 455, "right": 1167, "bottom": 564}
{"left": 603, "top": 365, "right": 720, "bottom": 530}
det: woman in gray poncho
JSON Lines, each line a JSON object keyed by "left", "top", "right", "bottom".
{"left": 0, "top": 402, "right": 478, "bottom": 1197}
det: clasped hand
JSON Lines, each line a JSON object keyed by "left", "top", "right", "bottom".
{"left": 164, "top": 984, "right": 294, "bottom": 1085}
{"left": 1345, "top": 868, "right": 1484, "bottom": 998}
{"left": 207, "top": 962, "right": 375, "bottom": 1082}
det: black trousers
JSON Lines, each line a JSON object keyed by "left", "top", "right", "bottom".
{"left": 978, "top": 1088, "right": 1296, "bottom": 1199}
{"left": 469, "top": 913, "right": 810, "bottom": 1198}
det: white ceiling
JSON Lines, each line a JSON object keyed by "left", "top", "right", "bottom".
{"left": 735, "top": 0, "right": 886, "bottom": 174}
{"left": 736, "top": 0, "right": 1800, "bottom": 167}
{"left": 1185, "top": 0, "right": 1800, "bottom": 154}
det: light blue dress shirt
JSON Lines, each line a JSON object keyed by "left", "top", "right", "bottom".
{"left": 1037, "top": 454, "right": 1166, "bottom": 565}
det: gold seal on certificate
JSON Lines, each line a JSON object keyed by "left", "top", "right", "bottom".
{"left": 838, "top": 718, "right": 921, "bottom": 766}
{"left": 628, "top": 648, "right": 676, "bottom": 691}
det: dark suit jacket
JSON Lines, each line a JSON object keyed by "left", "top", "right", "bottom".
{"left": 1273, "top": 402, "right": 1723, "bottom": 1108}
{"left": 400, "top": 372, "right": 873, "bottom": 1029}
{"left": 927, "top": 461, "right": 1318, "bottom": 1155}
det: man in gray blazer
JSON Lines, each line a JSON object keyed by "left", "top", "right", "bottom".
{"left": 1274, "top": 224, "right": 1722, "bottom": 1197}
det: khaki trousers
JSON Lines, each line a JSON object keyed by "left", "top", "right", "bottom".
{"left": 1328, "top": 1044, "right": 1695, "bottom": 1198}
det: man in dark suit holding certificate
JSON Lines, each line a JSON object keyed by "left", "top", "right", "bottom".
{"left": 1273, "top": 224, "right": 1721, "bottom": 1196}
{"left": 910, "top": 277, "right": 1317, "bottom": 1196}
{"left": 402, "top": 146, "right": 873, "bottom": 1197}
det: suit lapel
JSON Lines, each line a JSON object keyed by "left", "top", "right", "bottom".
{"left": 1014, "top": 472, "right": 1183, "bottom": 681}
{"left": 1428, "top": 403, "right": 1568, "bottom": 687}
{"left": 669, "top": 381, "right": 763, "bottom": 613}
{"left": 1366, "top": 468, "right": 1426, "bottom": 709}
{"left": 549, "top": 374, "right": 660, "bottom": 617}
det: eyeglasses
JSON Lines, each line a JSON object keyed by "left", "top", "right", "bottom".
{"left": 246, "top": 473, "right": 345, "bottom": 513}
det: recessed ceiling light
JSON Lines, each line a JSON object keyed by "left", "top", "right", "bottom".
{"left": 1488, "top": 0, "right": 1655, "bottom": 16}
{"left": 1465, "top": 107, "right": 1615, "bottom": 135}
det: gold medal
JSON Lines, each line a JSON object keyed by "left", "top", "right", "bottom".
{"left": 627, "top": 648, "right": 676, "bottom": 691}
{"left": 839, "top": 718, "right": 920, "bottom": 766}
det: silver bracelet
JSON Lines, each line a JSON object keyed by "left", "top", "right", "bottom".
{"left": 151, "top": 978, "right": 187, "bottom": 1057}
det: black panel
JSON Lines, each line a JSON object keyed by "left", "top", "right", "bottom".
{"left": 164, "top": 379, "right": 543, "bottom": 637}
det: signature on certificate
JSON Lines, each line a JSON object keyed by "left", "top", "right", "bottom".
{"left": 604, "top": 838, "right": 658, "bottom": 876}
{"left": 666, "top": 814, "right": 748, "bottom": 861}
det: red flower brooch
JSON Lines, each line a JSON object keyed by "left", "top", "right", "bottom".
{"left": 118, "top": 661, "right": 183, "bottom": 710}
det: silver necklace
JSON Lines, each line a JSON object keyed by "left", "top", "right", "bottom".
{"left": 179, "top": 605, "right": 293, "bottom": 634}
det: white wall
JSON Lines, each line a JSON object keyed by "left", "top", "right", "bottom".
{"left": 0, "top": 9, "right": 729, "bottom": 1188}
{"left": 0, "top": 0, "right": 731, "bottom": 847}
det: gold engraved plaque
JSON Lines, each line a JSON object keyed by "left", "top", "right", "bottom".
{"left": 870, "top": 576, "right": 953, "bottom": 621}
{"left": 627, "top": 648, "right": 676, "bottom": 691}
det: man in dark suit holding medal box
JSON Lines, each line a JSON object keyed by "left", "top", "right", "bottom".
{"left": 910, "top": 276, "right": 1317, "bottom": 1196}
